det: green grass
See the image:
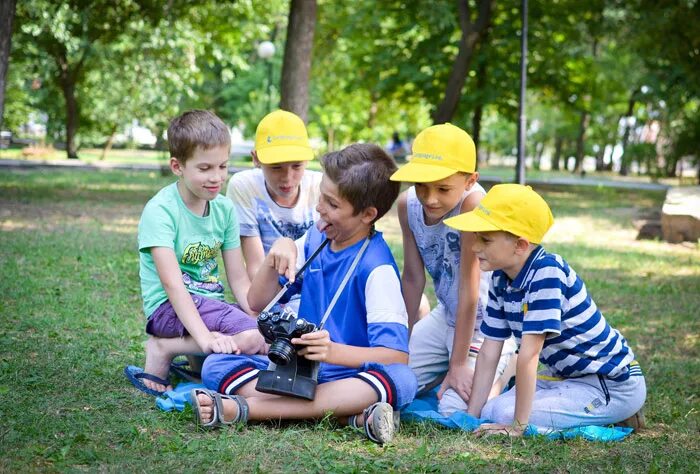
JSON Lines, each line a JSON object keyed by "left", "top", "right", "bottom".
{"left": 0, "top": 169, "right": 698, "bottom": 472}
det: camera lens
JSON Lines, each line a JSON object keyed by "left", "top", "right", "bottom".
{"left": 268, "top": 339, "right": 295, "bottom": 365}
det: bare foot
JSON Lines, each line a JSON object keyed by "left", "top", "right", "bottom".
{"left": 143, "top": 337, "right": 173, "bottom": 392}
{"left": 195, "top": 392, "right": 216, "bottom": 424}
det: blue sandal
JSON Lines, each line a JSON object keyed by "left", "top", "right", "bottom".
{"left": 123, "top": 365, "right": 171, "bottom": 397}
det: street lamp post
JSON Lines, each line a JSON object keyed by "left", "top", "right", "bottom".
{"left": 257, "top": 40, "right": 276, "bottom": 112}
{"left": 516, "top": 0, "right": 528, "bottom": 184}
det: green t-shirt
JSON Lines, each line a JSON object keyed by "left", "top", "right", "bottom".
{"left": 138, "top": 182, "right": 240, "bottom": 317}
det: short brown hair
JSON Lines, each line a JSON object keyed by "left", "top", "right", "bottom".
{"left": 167, "top": 110, "right": 231, "bottom": 163}
{"left": 321, "top": 143, "right": 400, "bottom": 222}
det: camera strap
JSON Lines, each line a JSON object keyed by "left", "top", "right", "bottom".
{"left": 260, "top": 237, "right": 331, "bottom": 313}
{"left": 260, "top": 233, "right": 372, "bottom": 328}
{"left": 318, "top": 235, "right": 371, "bottom": 330}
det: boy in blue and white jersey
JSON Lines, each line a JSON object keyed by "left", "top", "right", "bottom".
{"left": 445, "top": 184, "right": 646, "bottom": 435}
{"left": 195, "top": 144, "right": 417, "bottom": 445}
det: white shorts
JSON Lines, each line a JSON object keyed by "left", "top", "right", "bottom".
{"left": 408, "top": 304, "right": 517, "bottom": 416}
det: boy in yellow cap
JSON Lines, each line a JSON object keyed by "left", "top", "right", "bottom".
{"left": 227, "top": 110, "right": 321, "bottom": 281}
{"left": 390, "top": 123, "right": 516, "bottom": 416}
{"left": 445, "top": 184, "right": 646, "bottom": 435}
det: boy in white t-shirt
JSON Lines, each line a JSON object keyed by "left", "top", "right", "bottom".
{"left": 226, "top": 110, "right": 322, "bottom": 281}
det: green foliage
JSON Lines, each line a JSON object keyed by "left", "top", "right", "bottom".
{"left": 4, "top": 0, "right": 699, "bottom": 177}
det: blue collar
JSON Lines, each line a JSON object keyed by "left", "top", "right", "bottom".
{"left": 497, "top": 245, "right": 545, "bottom": 291}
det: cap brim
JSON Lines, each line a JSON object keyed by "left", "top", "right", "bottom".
{"left": 444, "top": 212, "right": 502, "bottom": 233}
{"left": 256, "top": 145, "right": 314, "bottom": 164}
{"left": 390, "top": 161, "right": 457, "bottom": 183}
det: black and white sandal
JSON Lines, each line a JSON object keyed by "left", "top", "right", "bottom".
{"left": 190, "top": 388, "right": 249, "bottom": 428}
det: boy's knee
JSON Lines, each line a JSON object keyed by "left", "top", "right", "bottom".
{"left": 361, "top": 362, "right": 418, "bottom": 410}
{"left": 437, "top": 389, "right": 467, "bottom": 417}
{"left": 234, "top": 329, "right": 265, "bottom": 354}
{"left": 481, "top": 395, "right": 513, "bottom": 424}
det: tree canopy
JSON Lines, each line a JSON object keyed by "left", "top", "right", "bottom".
{"left": 3, "top": 0, "right": 699, "bottom": 180}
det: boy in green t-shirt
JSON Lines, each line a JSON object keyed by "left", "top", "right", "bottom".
{"left": 124, "top": 110, "right": 265, "bottom": 396}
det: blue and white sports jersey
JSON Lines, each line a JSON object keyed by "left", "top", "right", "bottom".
{"left": 481, "top": 246, "right": 635, "bottom": 378}
{"left": 226, "top": 168, "right": 321, "bottom": 253}
{"left": 288, "top": 226, "right": 409, "bottom": 381}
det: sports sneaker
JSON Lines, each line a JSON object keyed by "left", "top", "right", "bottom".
{"left": 363, "top": 402, "right": 396, "bottom": 445}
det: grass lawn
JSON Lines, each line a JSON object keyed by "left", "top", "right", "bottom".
{"left": 0, "top": 169, "right": 698, "bottom": 472}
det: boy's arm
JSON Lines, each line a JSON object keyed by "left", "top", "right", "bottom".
{"left": 512, "top": 333, "right": 545, "bottom": 429}
{"left": 465, "top": 337, "right": 504, "bottom": 417}
{"left": 240, "top": 236, "right": 266, "bottom": 281}
{"left": 248, "top": 237, "right": 298, "bottom": 312}
{"left": 474, "top": 333, "right": 545, "bottom": 437}
{"left": 397, "top": 191, "right": 426, "bottom": 332}
{"left": 439, "top": 192, "right": 484, "bottom": 401}
{"left": 151, "top": 247, "right": 235, "bottom": 354}
{"left": 221, "top": 247, "right": 254, "bottom": 316}
{"left": 294, "top": 330, "right": 408, "bottom": 366}
{"left": 295, "top": 259, "right": 410, "bottom": 368}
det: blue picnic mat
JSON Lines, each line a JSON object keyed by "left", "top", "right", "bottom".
{"left": 157, "top": 383, "right": 633, "bottom": 441}
{"left": 155, "top": 381, "right": 205, "bottom": 412}
{"left": 402, "top": 388, "right": 633, "bottom": 442}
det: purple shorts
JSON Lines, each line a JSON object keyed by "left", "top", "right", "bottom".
{"left": 146, "top": 294, "right": 258, "bottom": 338}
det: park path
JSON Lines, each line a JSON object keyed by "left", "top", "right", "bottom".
{"left": 0, "top": 157, "right": 670, "bottom": 192}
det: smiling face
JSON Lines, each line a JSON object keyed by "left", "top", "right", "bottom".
{"left": 258, "top": 159, "right": 307, "bottom": 207}
{"left": 472, "top": 230, "right": 532, "bottom": 279}
{"left": 171, "top": 145, "right": 229, "bottom": 214}
{"left": 315, "top": 175, "right": 376, "bottom": 251}
{"left": 414, "top": 172, "right": 478, "bottom": 224}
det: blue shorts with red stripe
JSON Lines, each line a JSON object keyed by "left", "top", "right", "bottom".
{"left": 201, "top": 353, "right": 417, "bottom": 410}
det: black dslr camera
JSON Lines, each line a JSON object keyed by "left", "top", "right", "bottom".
{"left": 256, "top": 306, "right": 319, "bottom": 400}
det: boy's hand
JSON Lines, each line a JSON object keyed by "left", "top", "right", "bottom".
{"left": 266, "top": 238, "right": 298, "bottom": 282}
{"left": 437, "top": 361, "right": 474, "bottom": 402}
{"left": 293, "top": 330, "right": 332, "bottom": 362}
{"left": 474, "top": 422, "right": 525, "bottom": 437}
{"left": 205, "top": 334, "right": 241, "bottom": 355}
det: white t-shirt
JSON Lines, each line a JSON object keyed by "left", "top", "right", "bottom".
{"left": 226, "top": 168, "right": 322, "bottom": 253}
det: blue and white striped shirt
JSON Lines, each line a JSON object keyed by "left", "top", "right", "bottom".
{"left": 481, "top": 246, "right": 635, "bottom": 378}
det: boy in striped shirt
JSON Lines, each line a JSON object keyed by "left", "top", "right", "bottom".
{"left": 444, "top": 184, "right": 646, "bottom": 435}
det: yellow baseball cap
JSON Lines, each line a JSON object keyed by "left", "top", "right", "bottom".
{"left": 255, "top": 110, "right": 314, "bottom": 164}
{"left": 390, "top": 123, "right": 476, "bottom": 183}
{"left": 444, "top": 184, "right": 554, "bottom": 244}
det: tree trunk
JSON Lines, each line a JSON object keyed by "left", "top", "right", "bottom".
{"left": 280, "top": 0, "right": 317, "bottom": 122}
{"left": 100, "top": 124, "right": 118, "bottom": 161}
{"left": 595, "top": 144, "right": 606, "bottom": 171}
{"left": 54, "top": 48, "right": 81, "bottom": 159}
{"left": 552, "top": 136, "right": 563, "bottom": 171}
{"left": 59, "top": 75, "right": 79, "bottom": 159}
{"left": 618, "top": 90, "right": 638, "bottom": 176}
{"left": 367, "top": 91, "right": 379, "bottom": 129}
{"left": 471, "top": 59, "right": 487, "bottom": 156}
{"left": 432, "top": 0, "right": 494, "bottom": 124}
{"left": 471, "top": 103, "right": 483, "bottom": 168}
{"left": 0, "top": 0, "right": 16, "bottom": 131}
{"left": 533, "top": 141, "right": 544, "bottom": 170}
{"left": 574, "top": 110, "right": 589, "bottom": 173}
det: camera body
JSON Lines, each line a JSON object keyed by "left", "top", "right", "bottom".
{"left": 256, "top": 306, "right": 319, "bottom": 400}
